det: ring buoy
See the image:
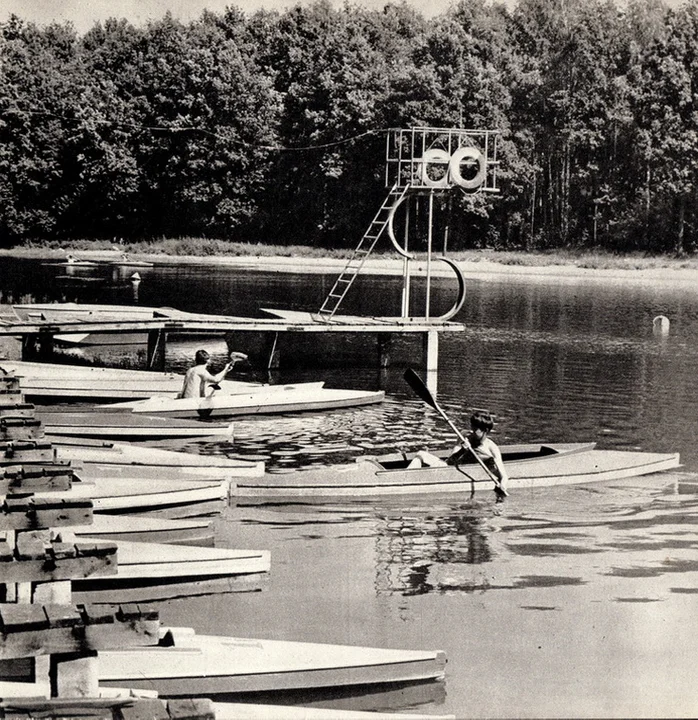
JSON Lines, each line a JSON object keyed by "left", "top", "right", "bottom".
{"left": 449, "top": 147, "right": 486, "bottom": 190}
{"left": 419, "top": 148, "right": 451, "bottom": 188}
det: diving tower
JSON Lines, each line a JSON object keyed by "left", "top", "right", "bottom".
{"left": 316, "top": 126, "right": 500, "bottom": 324}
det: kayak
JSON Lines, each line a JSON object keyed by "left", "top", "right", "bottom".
{"left": 234, "top": 442, "right": 681, "bottom": 501}
{"left": 37, "top": 409, "right": 235, "bottom": 440}
{"left": 98, "top": 626, "right": 446, "bottom": 695}
{"left": 1, "top": 438, "right": 264, "bottom": 478}
{"left": 102, "top": 385, "right": 385, "bottom": 418}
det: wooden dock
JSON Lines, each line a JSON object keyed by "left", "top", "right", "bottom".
{"left": 0, "top": 306, "right": 464, "bottom": 378}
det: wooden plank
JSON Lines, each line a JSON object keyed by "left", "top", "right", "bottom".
{"left": 0, "top": 316, "right": 467, "bottom": 335}
{"left": 0, "top": 466, "right": 74, "bottom": 494}
{"left": 0, "top": 697, "right": 216, "bottom": 720}
{"left": 166, "top": 699, "right": 216, "bottom": 720}
{"left": 0, "top": 402, "right": 36, "bottom": 418}
{"left": 120, "top": 698, "right": 170, "bottom": 720}
{"left": 0, "top": 417, "right": 44, "bottom": 440}
{"left": 0, "top": 603, "right": 160, "bottom": 658}
{"left": 0, "top": 497, "right": 91, "bottom": 530}
{"left": 0, "top": 540, "right": 117, "bottom": 583}
{"left": 1, "top": 441, "right": 56, "bottom": 464}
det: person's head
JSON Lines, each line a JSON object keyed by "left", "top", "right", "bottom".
{"left": 194, "top": 349, "right": 211, "bottom": 366}
{"left": 470, "top": 410, "right": 494, "bottom": 436}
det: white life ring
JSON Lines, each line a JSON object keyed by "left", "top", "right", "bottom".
{"left": 448, "top": 146, "right": 486, "bottom": 190}
{"left": 419, "top": 148, "right": 451, "bottom": 188}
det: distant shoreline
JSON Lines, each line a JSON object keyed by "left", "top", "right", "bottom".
{"left": 3, "top": 246, "right": 698, "bottom": 288}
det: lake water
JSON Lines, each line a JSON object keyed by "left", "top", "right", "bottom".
{"left": 1, "top": 258, "right": 697, "bottom": 718}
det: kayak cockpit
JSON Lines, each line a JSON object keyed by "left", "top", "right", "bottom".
{"left": 373, "top": 442, "right": 597, "bottom": 471}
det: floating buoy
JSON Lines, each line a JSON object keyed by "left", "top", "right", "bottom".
{"left": 130, "top": 272, "right": 141, "bottom": 284}
{"left": 653, "top": 315, "right": 670, "bottom": 336}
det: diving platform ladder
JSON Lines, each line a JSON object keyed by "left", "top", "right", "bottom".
{"left": 316, "top": 183, "right": 410, "bottom": 322}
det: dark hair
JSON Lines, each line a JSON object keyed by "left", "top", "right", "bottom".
{"left": 470, "top": 410, "right": 494, "bottom": 433}
{"left": 194, "top": 349, "right": 210, "bottom": 365}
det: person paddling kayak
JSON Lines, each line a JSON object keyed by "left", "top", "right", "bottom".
{"left": 180, "top": 349, "right": 246, "bottom": 399}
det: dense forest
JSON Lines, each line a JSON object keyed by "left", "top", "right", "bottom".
{"left": 1, "top": 0, "right": 697, "bottom": 254}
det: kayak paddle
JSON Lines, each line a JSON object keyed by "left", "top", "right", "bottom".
{"left": 403, "top": 368, "right": 508, "bottom": 497}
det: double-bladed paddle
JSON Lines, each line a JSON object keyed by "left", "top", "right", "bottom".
{"left": 403, "top": 368, "right": 509, "bottom": 497}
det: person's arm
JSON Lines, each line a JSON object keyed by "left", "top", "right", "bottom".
{"left": 489, "top": 440, "right": 509, "bottom": 483}
{"left": 203, "top": 362, "right": 232, "bottom": 385}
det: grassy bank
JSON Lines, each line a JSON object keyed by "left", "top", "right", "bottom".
{"left": 4, "top": 238, "right": 698, "bottom": 273}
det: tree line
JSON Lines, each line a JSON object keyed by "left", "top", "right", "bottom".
{"left": 1, "top": 0, "right": 697, "bottom": 255}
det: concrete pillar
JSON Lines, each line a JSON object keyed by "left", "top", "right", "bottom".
{"left": 422, "top": 329, "right": 439, "bottom": 395}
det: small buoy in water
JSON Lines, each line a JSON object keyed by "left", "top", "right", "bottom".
{"left": 130, "top": 272, "right": 141, "bottom": 284}
{"left": 653, "top": 315, "right": 670, "bottom": 336}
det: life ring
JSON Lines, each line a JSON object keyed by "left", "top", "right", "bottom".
{"left": 419, "top": 148, "right": 451, "bottom": 188}
{"left": 449, "top": 147, "right": 486, "bottom": 190}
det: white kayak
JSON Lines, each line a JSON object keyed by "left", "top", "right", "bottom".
{"left": 47, "top": 438, "right": 264, "bottom": 478}
{"left": 10, "top": 473, "right": 229, "bottom": 513}
{"left": 70, "top": 539, "right": 270, "bottom": 601}
{"left": 98, "top": 626, "right": 446, "bottom": 695}
{"left": 37, "top": 409, "right": 235, "bottom": 440}
{"left": 71, "top": 514, "right": 215, "bottom": 545}
{"left": 102, "top": 385, "right": 385, "bottom": 418}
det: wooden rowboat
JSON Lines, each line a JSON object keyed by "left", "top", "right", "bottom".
{"left": 234, "top": 442, "right": 681, "bottom": 501}
{"left": 98, "top": 626, "right": 446, "bottom": 696}
{"left": 103, "top": 385, "right": 385, "bottom": 418}
{"left": 70, "top": 539, "right": 270, "bottom": 601}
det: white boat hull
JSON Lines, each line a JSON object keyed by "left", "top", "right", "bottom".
{"left": 105, "top": 386, "right": 385, "bottom": 418}
{"left": 38, "top": 410, "right": 234, "bottom": 440}
{"left": 30, "top": 476, "right": 230, "bottom": 512}
{"left": 234, "top": 444, "right": 682, "bottom": 501}
{"left": 51, "top": 439, "right": 264, "bottom": 478}
{"left": 70, "top": 539, "right": 270, "bottom": 601}
{"left": 99, "top": 627, "right": 446, "bottom": 695}
{"left": 71, "top": 514, "right": 215, "bottom": 545}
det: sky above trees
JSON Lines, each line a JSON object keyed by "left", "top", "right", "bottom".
{"left": 2, "top": 0, "right": 456, "bottom": 31}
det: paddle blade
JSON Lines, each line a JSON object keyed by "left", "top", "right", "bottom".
{"left": 403, "top": 368, "right": 438, "bottom": 410}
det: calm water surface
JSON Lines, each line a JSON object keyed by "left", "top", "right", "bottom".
{"left": 2, "top": 258, "right": 698, "bottom": 718}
